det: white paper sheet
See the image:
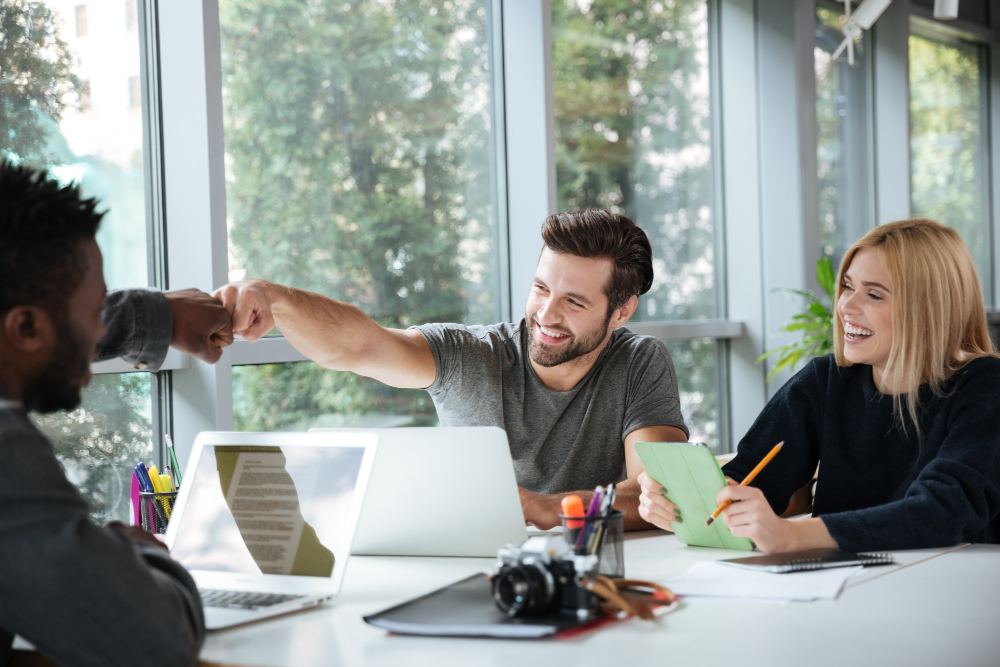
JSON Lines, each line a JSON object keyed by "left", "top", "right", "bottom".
{"left": 661, "top": 561, "right": 862, "bottom": 601}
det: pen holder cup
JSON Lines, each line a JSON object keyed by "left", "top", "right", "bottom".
{"left": 139, "top": 491, "right": 178, "bottom": 534}
{"left": 560, "top": 509, "right": 625, "bottom": 579}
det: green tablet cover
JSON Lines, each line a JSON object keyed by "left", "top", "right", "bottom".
{"left": 635, "top": 442, "right": 753, "bottom": 550}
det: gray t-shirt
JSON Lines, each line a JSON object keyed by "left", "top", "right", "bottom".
{"left": 414, "top": 320, "right": 688, "bottom": 493}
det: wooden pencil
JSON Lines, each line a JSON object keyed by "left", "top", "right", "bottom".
{"left": 705, "top": 441, "right": 784, "bottom": 526}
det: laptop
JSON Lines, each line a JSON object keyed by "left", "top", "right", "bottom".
{"left": 310, "top": 427, "right": 528, "bottom": 557}
{"left": 165, "top": 431, "right": 376, "bottom": 630}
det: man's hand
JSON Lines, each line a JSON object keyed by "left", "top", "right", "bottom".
{"left": 518, "top": 487, "right": 563, "bottom": 530}
{"left": 164, "top": 289, "right": 234, "bottom": 363}
{"left": 107, "top": 521, "right": 168, "bottom": 551}
{"left": 213, "top": 280, "right": 275, "bottom": 342}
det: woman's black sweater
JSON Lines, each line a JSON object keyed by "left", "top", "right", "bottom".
{"left": 722, "top": 354, "right": 1000, "bottom": 551}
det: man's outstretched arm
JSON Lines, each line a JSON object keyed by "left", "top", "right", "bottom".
{"left": 519, "top": 425, "right": 688, "bottom": 531}
{"left": 214, "top": 280, "right": 437, "bottom": 389}
{"left": 97, "top": 288, "right": 233, "bottom": 368}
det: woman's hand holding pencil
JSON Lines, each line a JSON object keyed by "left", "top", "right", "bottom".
{"left": 706, "top": 441, "right": 783, "bottom": 526}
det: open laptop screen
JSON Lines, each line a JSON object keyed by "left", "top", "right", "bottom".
{"left": 170, "top": 444, "right": 365, "bottom": 577}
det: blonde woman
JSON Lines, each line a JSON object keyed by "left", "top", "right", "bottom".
{"left": 638, "top": 219, "right": 1000, "bottom": 553}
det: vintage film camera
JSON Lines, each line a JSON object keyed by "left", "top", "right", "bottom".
{"left": 490, "top": 536, "right": 601, "bottom": 618}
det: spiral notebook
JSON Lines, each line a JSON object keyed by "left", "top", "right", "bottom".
{"left": 720, "top": 548, "right": 896, "bottom": 573}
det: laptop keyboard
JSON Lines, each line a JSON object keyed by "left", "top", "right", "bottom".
{"left": 200, "top": 588, "right": 306, "bottom": 610}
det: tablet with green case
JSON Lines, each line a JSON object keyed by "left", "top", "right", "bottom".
{"left": 635, "top": 441, "right": 753, "bottom": 550}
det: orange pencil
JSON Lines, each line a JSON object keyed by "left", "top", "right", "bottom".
{"left": 706, "top": 441, "right": 783, "bottom": 526}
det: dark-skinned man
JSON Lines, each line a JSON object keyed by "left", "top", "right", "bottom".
{"left": 216, "top": 209, "right": 689, "bottom": 531}
{"left": 0, "top": 160, "right": 233, "bottom": 666}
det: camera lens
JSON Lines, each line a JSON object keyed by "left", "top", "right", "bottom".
{"left": 492, "top": 561, "right": 555, "bottom": 617}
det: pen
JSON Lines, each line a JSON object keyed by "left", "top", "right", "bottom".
{"left": 166, "top": 434, "right": 183, "bottom": 487}
{"left": 706, "top": 441, "right": 784, "bottom": 526}
{"left": 589, "top": 483, "right": 617, "bottom": 554}
{"left": 577, "top": 486, "right": 604, "bottom": 549}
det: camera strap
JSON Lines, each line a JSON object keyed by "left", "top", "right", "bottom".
{"left": 581, "top": 576, "right": 676, "bottom": 621}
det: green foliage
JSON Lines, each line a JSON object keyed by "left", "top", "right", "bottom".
{"left": 551, "top": 0, "right": 719, "bottom": 444}
{"left": 909, "top": 32, "right": 988, "bottom": 286}
{"left": 233, "top": 363, "right": 436, "bottom": 431}
{"left": 32, "top": 374, "right": 153, "bottom": 523}
{"left": 757, "top": 257, "right": 836, "bottom": 383}
{"left": 0, "top": 0, "right": 80, "bottom": 164}
{"left": 222, "top": 0, "right": 501, "bottom": 429}
{"left": 552, "top": 0, "right": 715, "bottom": 322}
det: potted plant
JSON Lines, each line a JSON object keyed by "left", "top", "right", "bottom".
{"left": 757, "top": 257, "right": 837, "bottom": 383}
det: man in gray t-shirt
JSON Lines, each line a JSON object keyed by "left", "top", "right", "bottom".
{"left": 416, "top": 321, "right": 684, "bottom": 495}
{"left": 217, "top": 209, "right": 689, "bottom": 529}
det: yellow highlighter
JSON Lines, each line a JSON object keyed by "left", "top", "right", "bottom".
{"left": 148, "top": 465, "right": 172, "bottom": 519}
{"left": 160, "top": 474, "right": 174, "bottom": 492}
{"left": 148, "top": 465, "right": 163, "bottom": 492}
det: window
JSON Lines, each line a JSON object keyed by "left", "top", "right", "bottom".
{"left": 126, "top": 0, "right": 138, "bottom": 32}
{"left": 232, "top": 363, "right": 437, "bottom": 432}
{"left": 129, "top": 75, "right": 141, "bottom": 109}
{"left": 815, "top": 2, "right": 873, "bottom": 268}
{"left": 80, "top": 80, "right": 92, "bottom": 111}
{"left": 552, "top": 0, "right": 717, "bottom": 323}
{"left": 221, "top": 1, "right": 501, "bottom": 428}
{"left": 909, "top": 24, "right": 990, "bottom": 301}
{"left": 550, "top": 0, "right": 722, "bottom": 449}
{"left": 1, "top": 0, "right": 157, "bottom": 518}
{"left": 33, "top": 375, "right": 153, "bottom": 524}
{"left": 75, "top": 4, "right": 87, "bottom": 37}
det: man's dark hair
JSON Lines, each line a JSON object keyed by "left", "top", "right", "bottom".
{"left": 541, "top": 208, "right": 654, "bottom": 317}
{"left": 0, "top": 160, "right": 104, "bottom": 317}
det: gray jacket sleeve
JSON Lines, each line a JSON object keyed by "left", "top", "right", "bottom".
{"left": 0, "top": 410, "right": 205, "bottom": 666}
{"left": 96, "top": 289, "right": 172, "bottom": 371}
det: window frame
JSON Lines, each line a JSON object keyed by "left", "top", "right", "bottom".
{"left": 155, "top": 0, "right": 768, "bottom": 461}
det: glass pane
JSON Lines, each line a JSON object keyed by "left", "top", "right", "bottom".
{"left": 551, "top": 0, "right": 716, "bottom": 322}
{"left": 233, "top": 362, "right": 438, "bottom": 432}
{"left": 0, "top": 0, "right": 149, "bottom": 289}
{"left": 909, "top": 29, "right": 990, "bottom": 301}
{"left": 815, "top": 2, "right": 873, "bottom": 268}
{"left": 32, "top": 374, "right": 153, "bottom": 524}
{"left": 664, "top": 338, "right": 718, "bottom": 452}
{"left": 221, "top": 1, "right": 498, "bottom": 328}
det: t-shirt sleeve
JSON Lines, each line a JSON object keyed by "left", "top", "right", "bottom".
{"left": 821, "top": 362, "right": 1000, "bottom": 551}
{"left": 722, "top": 358, "right": 825, "bottom": 515}
{"left": 622, "top": 339, "right": 689, "bottom": 440}
{"left": 411, "top": 322, "right": 494, "bottom": 395}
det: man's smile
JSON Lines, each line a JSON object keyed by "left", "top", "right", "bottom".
{"left": 536, "top": 321, "right": 571, "bottom": 344}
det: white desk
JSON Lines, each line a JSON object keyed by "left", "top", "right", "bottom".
{"left": 199, "top": 532, "right": 1000, "bottom": 667}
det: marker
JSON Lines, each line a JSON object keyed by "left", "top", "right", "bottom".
{"left": 561, "top": 495, "right": 585, "bottom": 529}
{"left": 706, "top": 441, "right": 784, "bottom": 526}
{"left": 577, "top": 486, "right": 604, "bottom": 549}
{"left": 133, "top": 462, "right": 154, "bottom": 493}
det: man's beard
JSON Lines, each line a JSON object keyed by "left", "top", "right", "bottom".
{"left": 22, "top": 321, "right": 92, "bottom": 414}
{"left": 526, "top": 312, "right": 610, "bottom": 368}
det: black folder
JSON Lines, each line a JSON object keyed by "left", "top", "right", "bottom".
{"left": 363, "top": 573, "right": 604, "bottom": 639}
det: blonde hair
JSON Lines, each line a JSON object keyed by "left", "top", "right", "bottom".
{"left": 833, "top": 219, "right": 997, "bottom": 434}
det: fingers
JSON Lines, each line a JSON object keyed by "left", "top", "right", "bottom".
{"left": 226, "top": 285, "right": 273, "bottom": 342}
{"left": 638, "top": 478, "right": 681, "bottom": 530}
{"left": 213, "top": 285, "right": 238, "bottom": 316}
{"left": 726, "top": 477, "right": 739, "bottom": 486}
{"left": 637, "top": 471, "right": 661, "bottom": 493}
{"left": 715, "top": 483, "right": 764, "bottom": 507}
